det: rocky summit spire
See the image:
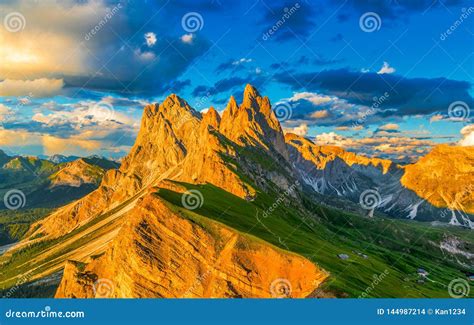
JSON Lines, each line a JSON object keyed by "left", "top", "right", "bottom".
{"left": 242, "top": 84, "right": 261, "bottom": 108}
{"left": 202, "top": 106, "right": 221, "bottom": 129}
{"left": 226, "top": 95, "right": 238, "bottom": 116}
{"left": 219, "top": 95, "right": 239, "bottom": 136}
{"left": 219, "top": 85, "right": 288, "bottom": 160}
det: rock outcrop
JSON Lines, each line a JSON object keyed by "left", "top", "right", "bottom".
{"left": 286, "top": 133, "right": 393, "bottom": 173}
{"left": 285, "top": 133, "right": 473, "bottom": 226}
{"left": 401, "top": 144, "right": 474, "bottom": 215}
{"left": 49, "top": 159, "right": 105, "bottom": 188}
{"left": 13, "top": 84, "right": 472, "bottom": 299}
{"left": 55, "top": 194, "right": 327, "bottom": 298}
{"left": 27, "top": 92, "right": 258, "bottom": 238}
{"left": 220, "top": 84, "right": 288, "bottom": 160}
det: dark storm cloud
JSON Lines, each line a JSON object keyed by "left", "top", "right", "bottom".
{"left": 192, "top": 75, "right": 267, "bottom": 99}
{"left": 31, "top": 1, "right": 213, "bottom": 95}
{"left": 274, "top": 69, "right": 474, "bottom": 117}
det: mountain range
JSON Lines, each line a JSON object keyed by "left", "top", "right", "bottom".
{"left": 0, "top": 85, "right": 472, "bottom": 298}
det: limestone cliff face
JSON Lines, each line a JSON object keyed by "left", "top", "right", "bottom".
{"left": 49, "top": 159, "right": 105, "bottom": 188}
{"left": 286, "top": 133, "right": 398, "bottom": 196}
{"left": 401, "top": 145, "right": 474, "bottom": 214}
{"left": 202, "top": 106, "right": 221, "bottom": 129}
{"left": 285, "top": 133, "right": 474, "bottom": 226}
{"left": 285, "top": 133, "right": 393, "bottom": 173}
{"left": 28, "top": 87, "right": 287, "bottom": 239}
{"left": 220, "top": 84, "right": 288, "bottom": 160}
{"left": 55, "top": 194, "right": 327, "bottom": 298}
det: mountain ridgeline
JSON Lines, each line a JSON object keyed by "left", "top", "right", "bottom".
{"left": 0, "top": 153, "right": 119, "bottom": 209}
{"left": 0, "top": 85, "right": 472, "bottom": 299}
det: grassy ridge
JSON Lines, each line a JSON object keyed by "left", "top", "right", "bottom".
{"left": 0, "top": 209, "right": 53, "bottom": 245}
{"left": 1, "top": 181, "right": 471, "bottom": 298}
{"left": 157, "top": 183, "right": 473, "bottom": 298}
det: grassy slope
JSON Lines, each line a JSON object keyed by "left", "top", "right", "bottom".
{"left": 0, "top": 195, "right": 137, "bottom": 292}
{"left": 1, "top": 182, "right": 471, "bottom": 298}
{"left": 0, "top": 209, "right": 53, "bottom": 245}
{"left": 157, "top": 183, "right": 473, "bottom": 298}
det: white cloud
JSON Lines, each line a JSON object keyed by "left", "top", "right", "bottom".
{"left": 232, "top": 58, "right": 252, "bottom": 65}
{"left": 430, "top": 114, "right": 444, "bottom": 123}
{"left": 255, "top": 67, "right": 262, "bottom": 74}
{"left": 312, "top": 132, "right": 436, "bottom": 161}
{"left": 0, "top": 104, "right": 12, "bottom": 121}
{"left": 379, "top": 123, "right": 399, "bottom": 130}
{"left": 289, "top": 92, "right": 333, "bottom": 105}
{"left": 285, "top": 123, "right": 308, "bottom": 136}
{"left": 377, "top": 61, "right": 396, "bottom": 74}
{"left": 314, "top": 132, "right": 353, "bottom": 147}
{"left": 0, "top": 78, "right": 64, "bottom": 97}
{"left": 310, "top": 110, "right": 329, "bottom": 119}
{"left": 134, "top": 49, "right": 156, "bottom": 61}
{"left": 145, "top": 32, "right": 157, "bottom": 47}
{"left": 458, "top": 124, "right": 474, "bottom": 146}
{"left": 42, "top": 134, "right": 101, "bottom": 156}
{"left": 0, "top": 128, "right": 100, "bottom": 155}
{"left": 0, "top": 0, "right": 114, "bottom": 80}
{"left": 180, "top": 33, "right": 194, "bottom": 43}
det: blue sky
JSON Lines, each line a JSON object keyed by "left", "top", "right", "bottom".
{"left": 0, "top": 0, "right": 473, "bottom": 161}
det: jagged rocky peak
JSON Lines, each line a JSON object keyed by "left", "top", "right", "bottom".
{"left": 219, "top": 84, "right": 288, "bottom": 159}
{"left": 144, "top": 94, "right": 200, "bottom": 123}
{"left": 285, "top": 132, "right": 394, "bottom": 173}
{"left": 401, "top": 144, "right": 474, "bottom": 215}
{"left": 241, "top": 84, "right": 273, "bottom": 118}
{"left": 242, "top": 83, "right": 261, "bottom": 107}
{"left": 202, "top": 106, "right": 221, "bottom": 129}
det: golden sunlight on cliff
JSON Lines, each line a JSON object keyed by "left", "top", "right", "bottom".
{"left": 401, "top": 144, "right": 474, "bottom": 213}
{"left": 55, "top": 194, "right": 328, "bottom": 298}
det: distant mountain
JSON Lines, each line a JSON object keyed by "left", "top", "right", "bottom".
{"left": 402, "top": 145, "right": 474, "bottom": 226}
{"left": 286, "top": 133, "right": 473, "bottom": 227}
{"left": 82, "top": 156, "right": 120, "bottom": 170}
{"left": 48, "top": 154, "right": 80, "bottom": 164}
{"left": 0, "top": 150, "right": 10, "bottom": 166}
{"left": 1, "top": 85, "right": 472, "bottom": 299}
{"left": 0, "top": 152, "right": 120, "bottom": 209}
{"left": 50, "top": 158, "right": 112, "bottom": 188}
{"left": 2, "top": 156, "right": 56, "bottom": 175}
